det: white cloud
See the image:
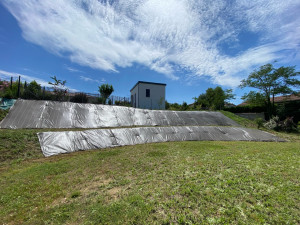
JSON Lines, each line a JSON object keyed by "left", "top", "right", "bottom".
{"left": 65, "top": 66, "right": 82, "bottom": 73}
{"left": 79, "top": 75, "right": 105, "bottom": 84}
{"left": 0, "top": 69, "right": 78, "bottom": 92}
{"left": 2, "top": 0, "right": 300, "bottom": 87}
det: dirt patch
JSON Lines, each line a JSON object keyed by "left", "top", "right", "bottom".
{"left": 50, "top": 197, "right": 69, "bottom": 208}
{"left": 81, "top": 177, "right": 113, "bottom": 195}
{"left": 107, "top": 186, "right": 123, "bottom": 198}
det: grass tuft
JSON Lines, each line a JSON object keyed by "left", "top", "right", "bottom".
{"left": 70, "top": 191, "right": 81, "bottom": 198}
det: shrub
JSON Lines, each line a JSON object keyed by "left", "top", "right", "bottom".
{"left": 22, "top": 80, "right": 42, "bottom": 100}
{"left": 0, "top": 108, "right": 9, "bottom": 121}
{"left": 115, "top": 100, "right": 131, "bottom": 107}
{"left": 224, "top": 105, "right": 266, "bottom": 113}
{"left": 71, "top": 191, "right": 81, "bottom": 198}
{"left": 264, "top": 116, "right": 279, "bottom": 130}
{"left": 181, "top": 102, "right": 188, "bottom": 111}
{"left": 70, "top": 93, "right": 88, "bottom": 103}
{"left": 3, "top": 89, "right": 14, "bottom": 99}
{"left": 279, "top": 117, "right": 297, "bottom": 132}
{"left": 264, "top": 116, "right": 298, "bottom": 132}
{"left": 254, "top": 118, "right": 264, "bottom": 129}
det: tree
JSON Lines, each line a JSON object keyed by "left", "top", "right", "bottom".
{"left": 194, "top": 87, "right": 235, "bottom": 110}
{"left": 23, "top": 80, "right": 42, "bottom": 100}
{"left": 165, "top": 100, "right": 170, "bottom": 109}
{"left": 48, "top": 76, "right": 68, "bottom": 101}
{"left": 181, "top": 101, "right": 188, "bottom": 111}
{"left": 98, "top": 84, "right": 114, "bottom": 104}
{"left": 241, "top": 91, "right": 265, "bottom": 106}
{"left": 1, "top": 81, "right": 24, "bottom": 99}
{"left": 240, "top": 63, "right": 300, "bottom": 117}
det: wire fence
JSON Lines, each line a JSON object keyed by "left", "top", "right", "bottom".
{"left": 0, "top": 76, "right": 131, "bottom": 106}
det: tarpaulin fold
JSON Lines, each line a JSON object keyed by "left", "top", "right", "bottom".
{"left": 38, "top": 126, "right": 284, "bottom": 157}
{"left": 0, "top": 100, "right": 240, "bottom": 129}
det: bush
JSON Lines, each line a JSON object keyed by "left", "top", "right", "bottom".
{"left": 115, "top": 100, "right": 131, "bottom": 107}
{"left": 279, "top": 117, "right": 297, "bottom": 132}
{"left": 0, "top": 108, "right": 9, "bottom": 121}
{"left": 224, "top": 105, "right": 266, "bottom": 113}
{"left": 70, "top": 93, "right": 88, "bottom": 103}
{"left": 181, "top": 102, "right": 188, "bottom": 111}
{"left": 264, "top": 116, "right": 279, "bottom": 130}
{"left": 97, "top": 96, "right": 106, "bottom": 104}
{"left": 264, "top": 116, "right": 298, "bottom": 132}
{"left": 22, "top": 81, "right": 42, "bottom": 100}
{"left": 276, "top": 101, "right": 300, "bottom": 124}
{"left": 3, "top": 89, "right": 14, "bottom": 99}
{"left": 254, "top": 118, "right": 264, "bottom": 129}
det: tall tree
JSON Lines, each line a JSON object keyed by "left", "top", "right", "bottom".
{"left": 48, "top": 76, "right": 68, "bottom": 101}
{"left": 98, "top": 84, "right": 114, "bottom": 104}
{"left": 23, "top": 80, "right": 42, "bottom": 100}
{"left": 194, "top": 87, "right": 235, "bottom": 110}
{"left": 240, "top": 63, "right": 300, "bottom": 117}
{"left": 241, "top": 91, "right": 265, "bottom": 106}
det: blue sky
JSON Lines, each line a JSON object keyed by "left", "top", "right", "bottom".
{"left": 0, "top": 0, "right": 299, "bottom": 104}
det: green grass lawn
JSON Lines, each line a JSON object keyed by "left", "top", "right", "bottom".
{"left": 0, "top": 111, "right": 299, "bottom": 224}
{"left": 0, "top": 108, "right": 9, "bottom": 122}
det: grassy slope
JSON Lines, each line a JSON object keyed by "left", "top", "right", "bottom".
{"left": 220, "top": 110, "right": 257, "bottom": 129}
{"left": 221, "top": 110, "right": 300, "bottom": 142}
{"left": 0, "top": 109, "right": 8, "bottom": 122}
{"left": 0, "top": 142, "right": 299, "bottom": 224}
{"left": 0, "top": 111, "right": 299, "bottom": 224}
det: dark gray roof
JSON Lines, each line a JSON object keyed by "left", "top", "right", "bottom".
{"left": 130, "top": 81, "right": 166, "bottom": 92}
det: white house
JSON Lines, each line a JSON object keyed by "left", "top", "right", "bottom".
{"left": 130, "top": 81, "right": 166, "bottom": 110}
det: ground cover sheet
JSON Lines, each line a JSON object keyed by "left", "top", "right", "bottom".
{"left": 0, "top": 100, "right": 240, "bottom": 129}
{"left": 38, "top": 126, "right": 284, "bottom": 157}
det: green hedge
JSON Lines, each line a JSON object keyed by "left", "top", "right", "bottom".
{"left": 224, "top": 101, "right": 300, "bottom": 123}
{"left": 224, "top": 105, "right": 266, "bottom": 113}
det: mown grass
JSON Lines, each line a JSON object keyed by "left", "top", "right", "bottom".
{"left": 0, "top": 136, "right": 299, "bottom": 224}
{"left": 0, "top": 111, "right": 299, "bottom": 224}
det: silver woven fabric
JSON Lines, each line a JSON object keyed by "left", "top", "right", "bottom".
{"left": 38, "top": 126, "right": 284, "bottom": 157}
{"left": 0, "top": 99, "right": 240, "bottom": 128}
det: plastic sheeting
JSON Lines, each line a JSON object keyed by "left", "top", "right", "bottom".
{"left": 0, "top": 99, "right": 240, "bottom": 129}
{"left": 38, "top": 126, "right": 284, "bottom": 157}
{"left": 0, "top": 98, "right": 16, "bottom": 110}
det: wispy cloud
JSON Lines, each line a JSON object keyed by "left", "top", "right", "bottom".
{"left": 2, "top": 0, "right": 300, "bottom": 87}
{"left": 65, "top": 65, "right": 82, "bottom": 73}
{"left": 0, "top": 69, "right": 78, "bottom": 92}
{"left": 80, "top": 75, "right": 105, "bottom": 84}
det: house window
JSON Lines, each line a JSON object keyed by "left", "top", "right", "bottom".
{"left": 146, "top": 89, "right": 150, "bottom": 97}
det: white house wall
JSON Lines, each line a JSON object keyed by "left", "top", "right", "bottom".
{"left": 137, "top": 83, "right": 165, "bottom": 110}
{"left": 131, "top": 86, "right": 139, "bottom": 108}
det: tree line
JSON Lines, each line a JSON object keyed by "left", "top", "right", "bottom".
{"left": 0, "top": 76, "right": 118, "bottom": 105}
{"left": 166, "top": 63, "right": 299, "bottom": 125}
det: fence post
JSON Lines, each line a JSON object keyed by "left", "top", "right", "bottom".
{"left": 17, "top": 76, "right": 21, "bottom": 98}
